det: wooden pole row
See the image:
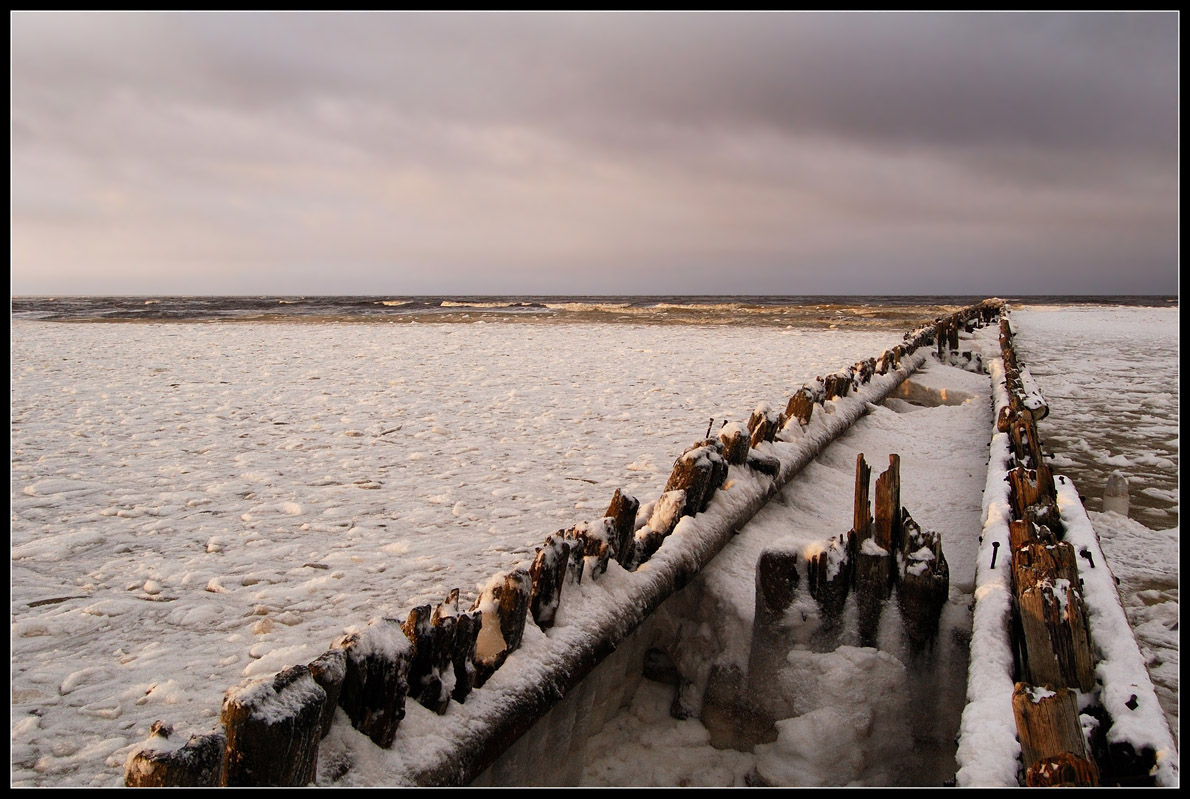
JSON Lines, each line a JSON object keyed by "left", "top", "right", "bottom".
{"left": 994, "top": 305, "right": 1100, "bottom": 786}
{"left": 125, "top": 301, "right": 999, "bottom": 787}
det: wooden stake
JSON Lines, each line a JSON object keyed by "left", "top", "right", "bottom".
{"left": 529, "top": 536, "right": 571, "bottom": 630}
{"left": 307, "top": 649, "right": 347, "bottom": 738}
{"left": 1011, "top": 682, "right": 1097, "bottom": 783}
{"left": 449, "top": 609, "right": 481, "bottom": 704}
{"left": 221, "top": 665, "right": 325, "bottom": 786}
{"left": 784, "top": 388, "right": 814, "bottom": 427}
{"left": 807, "top": 531, "right": 853, "bottom": 628}
{"left": 124, "top": 723, "right": 225, "bottom": 787}
{"left": 403, "top": 604, "right": 449, "bottom": 714}
{"left": 755, "top": 548, "right": 801, "bottom": 623}
{"left": 664, "top": 444, "right": 721, "bottom": 518}
{"left": 897, "top": 513, "right": 950, "bottom": 653}
{"left": 853, "top": 453, "right": 872, "bottom": 540}
{"left": 470, "top": 568, "right": 533, "bottom": 687}
{"left": 874, "top": 454, "right": 902, "bottom": 556}
{"left": 604, "top": 488, "right": 640, "bottom": 567}
{"left": 1015, "top": 575, "right": 1096, "bottom": 692}
{"left": 333, "top": 618, "right": 413, "bottom": 749}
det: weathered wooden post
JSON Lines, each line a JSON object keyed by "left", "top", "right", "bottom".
{"left": 1007, "top": 467, "right": 1062, "bottom": 537}
{"left": 874, "top": 454, "right": 903, "bottom": 558}
{"left": 663, "top": 441, "right": 727, "bottom": 518}
{"left": 604, "top": 488, "right": 640, "bottom": 567}
{"left": 631, "top": 489, "right": 686, "bottom": 568}
{"left": 333, "top": 617, "right": 413, "bottom": 749}
{"left": 755, "top": 547, "right": 801, "bottom": 626}
{"left": 823, "top": 371, "right": 853, "bottom": 401}
{"left": 1026, "top": 753, "right": 1102, "bottom": 787}
{"left": 566, "top": 519, "right": 615, "bottom": 578}
{"left": 529, "top": 535, "right": 572, "bottom": 630}
{"left": 1013, "top": 567, "right": 1095, "bottom": 692}
{"left": 307, "top": 649, "right": 347, "bottom": 738}
{"left": 403, "top": 604, "right": 451, "bottom": 714}
{"left": 471, "top": 568, "right": 533, "bottom": 687}
{"left": 896, "top": 511, "right": 949, "bottom": 653}
{"left": 1011, "top": 682, "right": 1098, "bottom": 786}
{"left": 702, "top": 663, "right": 777, "bottom": 751}
{"left": 748, "top": 404, "right": 781, "bottom": 447}
{"left": 448, "top": 604, "right": 481, "bottom": 704}
{"left": 220, "top": 665, "right": 326, "bottom": 786}
{"left": 807, "top": 532, "right": 853, "bottom": 635}
{"left": 783, "top": 387, "right": 815, "bottom": 428}
{"left": 852, "top": 454, "right": 889, "bottom": 647}
{"left": 124, "top": 722, "right": 225, "bottom": 787}
{"left": 717, "top": 421, "right": 751, "bottom": 465}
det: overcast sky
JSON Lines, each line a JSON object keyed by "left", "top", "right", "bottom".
{"left": 10, "top": 11, "right": 1179, "bottom": 296}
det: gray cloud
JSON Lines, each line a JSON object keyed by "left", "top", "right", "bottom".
{"left": 10, "top": 11, "right": 1179, "bottom": 295}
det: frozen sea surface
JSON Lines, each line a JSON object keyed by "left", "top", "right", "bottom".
{"left": 11, "top": 319, "right": 898, "bottom": 786}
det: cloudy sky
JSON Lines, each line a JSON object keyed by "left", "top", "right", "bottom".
{"left": 10, "top": 12, "right": 1179, "bottom": 296}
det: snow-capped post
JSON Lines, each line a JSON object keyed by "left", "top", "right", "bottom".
{"left": 663, "top": 441, "right": 726, "bottom": 518}
{"left": 747, "top": 403, "right": 780, "bottom": 447}
{"left": 566, "top": 519, "right": 615, "bottom": 577}
{"left": 875, "top": 350, "right": 892, "bottom": 375}
{"left": 564, "top": 529, "right": 587, "bottom": 584}
{"left": 529, "top": 535, "right": 572, "bottom": 630}
{"left": 823, "top": 370, "right": 852, "bottom": 401}
{"left": 896, "top": 511, "right": 949, "bottom": 653}
{"left": 429, "top": 598, "right": 460, "bottom": 707}
{"left": 1013, "top": 561, "right": 1095, "bottom": 692}
{"left": 604, "top": 488, "right": 640, "bottom": 567}
{"left": 852, "top": 357, "right": 875, "bottom": 388}
{"left": 333, "top": 617, "right": 413, "bottom": 749}
{"left": 807, "top": 531, "right": 854, "bottom": 633}
{"left": 307, "top": 649, "right": 346, "bottom": 738}
{"left": 717, "top": 421, "right": 751, "bottom": 465}
{"left": 220, "top": 665, "right": 325, "bottom": 786}
{"left": 449, "top": 607, "right": 481, "bottom": 704}
{"left": 631, "top": 489, "right": 685, "bottom": 568}
{"left": 470, "top": 568, "right": 533, "bottom": 687}
{"left": 782, "top": 386, "right": 815, "bottom": 428}
{"left": 124, "top": 722, "right": 225, "bottom": 787}
{"left": 403, "top": 605, "right": 450, "bottom": 714}
{"left": 1011, "top": 683, "right": 1099, "bottom": 786}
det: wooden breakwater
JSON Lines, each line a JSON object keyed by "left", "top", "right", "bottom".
{"left": 124, "top": 301, "right": 1004, "bottom": 788}
{"left": 955, "top": 307, "right": 1178, "bottom": 787}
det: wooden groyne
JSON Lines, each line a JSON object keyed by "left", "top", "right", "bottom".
{"left": 955, "top": 306, "right": 1178, "bottom": 787}
{"left": 126, "top": 300, "right": 1017, "bottom": 788}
